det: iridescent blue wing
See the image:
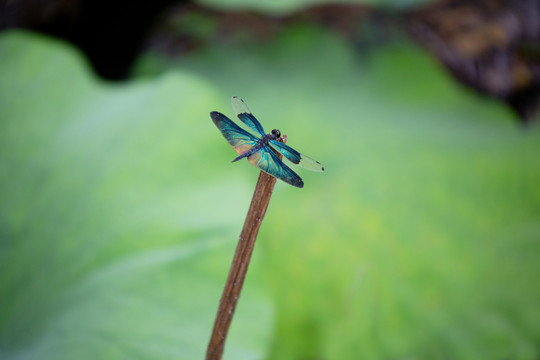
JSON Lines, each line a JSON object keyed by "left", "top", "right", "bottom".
{"left": 248, "top": 146, "right": 304, "bottom": 188}
{"left": 211, "top": 111, "right": 259, "bottom": 155}
{"left": 269, "top": 140, "right": 325, "bottom": 172}
{"left": 231, "top": 96, "right": 266, "bottom": 137}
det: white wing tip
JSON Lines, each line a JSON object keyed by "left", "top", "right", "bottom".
{"left": 231, "top": 96, "right": 251, "bottom": 115}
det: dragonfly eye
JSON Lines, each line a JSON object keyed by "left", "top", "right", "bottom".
{"left": 272, "top": 129, "right": 281, "bottom": 138}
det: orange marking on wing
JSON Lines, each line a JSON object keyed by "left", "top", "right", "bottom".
{"left": 247, "top": 151, "right": 262, "bottom": 167}
{"left": 233, "top": 143, "right": 254, "bottom": 155}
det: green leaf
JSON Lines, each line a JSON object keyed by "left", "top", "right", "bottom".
{"left": 196, "top": 0, "right": 435, "bottom": 14}
{"left": 0, "top": 31, "right": 273, "bottom": 360}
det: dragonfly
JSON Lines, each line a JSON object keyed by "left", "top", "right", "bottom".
{"left": 210, "top": 96, "right": 324, "bottom": 188}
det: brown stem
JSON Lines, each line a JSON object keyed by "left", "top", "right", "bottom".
{"left": 205, "top": 169, "right": 278, "bottom": 360}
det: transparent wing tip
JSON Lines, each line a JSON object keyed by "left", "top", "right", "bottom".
{"left": 231, "top": 96, "right": 251, "bottom": 115}
{"left": 299, "top": 155, "right": 325, "bottom": 172}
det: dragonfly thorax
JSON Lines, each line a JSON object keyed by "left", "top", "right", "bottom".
{"left": 260, "top": 129, "right": 281, "bottom": 146}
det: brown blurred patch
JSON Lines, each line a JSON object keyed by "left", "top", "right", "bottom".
{"left": 405, "top": 0, "right": 540, "bottom": 121}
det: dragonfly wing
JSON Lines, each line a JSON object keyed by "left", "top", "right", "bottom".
{"left": 211, "top": 111, "right": 259, "bottom": 155}
{"left": 248, "top": 147, "right": 304, "bottom": 188}
{"left": 269, "top": 140, "right": 325, "bottom": 172}
{"left": 231, "top": 96, "right": 266, "bottom": 137}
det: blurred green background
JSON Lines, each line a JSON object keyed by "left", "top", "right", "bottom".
{"left": 1, "top": 2, "right": 540, "bottom": 359}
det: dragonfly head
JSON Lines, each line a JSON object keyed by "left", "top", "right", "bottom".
{"left": 271, "top": 129, "right": 281, "bottom": 139}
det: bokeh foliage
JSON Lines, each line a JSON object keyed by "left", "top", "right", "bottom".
{"left": 197, "top": 0, "right": 433, "bottom": 13}
{"left": 1, "top": 22, "right": 540, "bottom": 360}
